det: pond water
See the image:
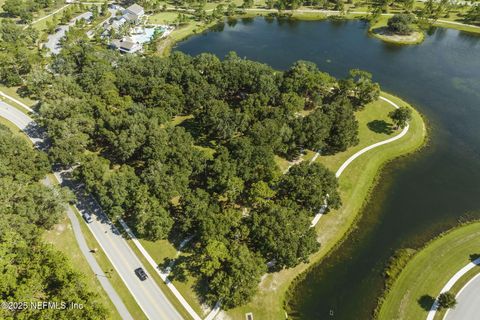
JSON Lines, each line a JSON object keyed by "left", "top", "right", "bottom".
{"left": 175, "top": 18, "right": 480, "bottom": 319}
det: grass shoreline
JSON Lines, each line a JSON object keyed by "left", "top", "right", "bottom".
{"left": 369, "top": 28, "right": 425, "bottom": 45}
{"left": 378, "top": 220, "right": 480, "bottom": 320}
{"left": 222, "top": 92, "right": 427, "bottom": 319}
{"left": 156, "top": 8, "right": 479, "bottom": 55}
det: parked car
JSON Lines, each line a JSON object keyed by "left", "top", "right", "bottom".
{"left": 134, "top": 267, "right": 148, "bottom": 281}
{"left": 83, "top": 213, "right": 93, "bottom": 224}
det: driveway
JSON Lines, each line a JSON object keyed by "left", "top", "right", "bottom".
{"left": 44, "top": 11, "right": 92, "bottom": 55}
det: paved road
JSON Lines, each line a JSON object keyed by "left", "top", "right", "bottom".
{"left": 44, "top": 11, "right": 92, "bottom": 55}
{"left": 0, "top": 101, "right": 183, "bottom": 320}
{"left": 426, "top": 256, "right": 480, "bottom": 320}
{"left": 444, "top": 272, "right": 480, "bottom": 320}
{"left": 1, "top": 101, "right": 133, "bottom": 320}
{"left": 42, "top": 176, "right": 134, "bottom": 320}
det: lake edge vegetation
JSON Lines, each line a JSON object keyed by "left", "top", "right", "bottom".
{"left": 27, "top": 43, "right": 384, "bottom": 309}
{"left": 377, "top": 219, "right": 480, "bottom": 320}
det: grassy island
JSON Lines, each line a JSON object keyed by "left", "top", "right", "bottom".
{"left": 370, "top": 28, "right": 424, "bottom": 45}
{"left": 369, "top": 13, "right": 425, "bottom": 45}
{"left": 149, "top": 0, "right": 480, "bottom": 55}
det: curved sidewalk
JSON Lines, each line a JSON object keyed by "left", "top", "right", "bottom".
{"left": 444, "top": 272, "right": 480, "bottom": 320}
{"left": 426, "top": 257, "right": 480, "bottom": 320}
{"left": 311, "top": 96, "right": 409, "bottom": 226}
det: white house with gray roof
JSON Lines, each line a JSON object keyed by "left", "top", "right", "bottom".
{"left": 123, "top": 4, "right": 144, "bottom": 23}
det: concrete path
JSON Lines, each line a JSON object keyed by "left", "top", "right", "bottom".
{"left": 0, "top": 101, "right": 182, "bottom": 320}
{"left": 310, "top": 96, "right": 409, "bottom": 227}
{"left": 335, "top": 97, "right": 409, "bottom": 178}
{"left": 28, "top": 4, "right": 71, "bottom": 27}
{"left": 1, "top": 101, "right": 133, "bottom": 320}
{"left": 444, "top": 271, "right": 480, "bottom": 320}
{"left": 426, "top": 257, "right": 480, "bottom": 320}
{"left": 0, "top": 92, "right": 34, "bottom": 113}
{"left": 120, "top": 219, "right": 203, "bottom": 320}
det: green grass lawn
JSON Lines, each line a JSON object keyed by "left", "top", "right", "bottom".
{"left": 43, "top": 216, "right": 122, "bottom": 320}
{"left": 0, "top": 117, "right": 144, "bottom": 319}
{"left": 148, "top": 11, "right": 181, "bottom": 25}
{"left": 316, "top": 97, "right": 399, "bottom": 173}
{"left": 125, "top": 238, "right": 203, "bottom": 319}
{"left": 224, "top": 92, "right": 426, "bottom": 319}
{"left": 131, "top": 237, "right": 211, "bottom": 318}
{"left": 170, "top": 114, "right": 194, "bottom": 126}
{"left": 31, "top": 4, "right": 71, "bottom": 32}
{"left": 0, "top": 118, "right": 147, "bottom": 320}
{"left": 378, "top": 222, "right": 480, "bottom": 320}
{"left": 157, "top": 18, "right": 212, "bottom": 56}
{"left": 72, "top": 205, "right": 148, "bottom": 320}
{"left": 274, "top": 155, "right": 292, "bottom": 173}
{"left": 0, "top": 85, "right": 37, "bottom": 114}
{"left": 0, "top": 117, "right": 31, "bottom": 143}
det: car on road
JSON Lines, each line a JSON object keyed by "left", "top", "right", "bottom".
{"left": 134, "top": 267, "right": 148, "bottom": 281}
{"left": 83, "top": 213, "right": 93, "bottom": 223}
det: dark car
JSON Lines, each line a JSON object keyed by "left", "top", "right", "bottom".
{"left": 134, "top": 267, "right": 148, "bottom": 281}
{"left": 83, "top": 213, "right": 93, "bottom": 224}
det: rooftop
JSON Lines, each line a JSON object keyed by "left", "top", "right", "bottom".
{"left": 125, "top": 3, "right": 144, "bottom": 16}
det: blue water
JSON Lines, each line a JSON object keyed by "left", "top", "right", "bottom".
{"left": 175, "top": 18, "right": 480, "bottom": 319}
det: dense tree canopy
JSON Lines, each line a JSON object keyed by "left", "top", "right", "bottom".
{"left": 465, "top": 5, "right": 480, "bottom": 25}
{"left": 0, "top": 125, "right": 108, "bottom": 319}
{"left": 277, "top": 162, "right": 341, "bottom": 214}
{"left": 389, "top": 106, "right": 412, "bottom": 129}
{"left": 0, "top": 22, "right": 39, "bottom": 86}
{"left": 249, "top": 201, "right": 319, "bottom": 269}
{"left": 387, "top": 14, "right": 415, "bottom": 35}
{"left": 29, "top": 45, "right": 381, "bottom": 308}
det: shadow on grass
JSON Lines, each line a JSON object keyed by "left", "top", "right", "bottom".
{"left": 367, "top": 120, "right": 394, "bottom": 134}
{"left": 470, "top": 253, "right": 480, "bottom": 263}
{"left": 418, "top": 294, "right": 436, "bottom": 311}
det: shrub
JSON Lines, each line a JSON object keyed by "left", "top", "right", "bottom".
{"left": 438, "top": 291, "right": 457, "bottom": 309}
{"left": 387, "top": 13, "right": 415, "bottom": 35}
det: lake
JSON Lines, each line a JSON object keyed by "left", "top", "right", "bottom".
{"left": 175, "top": 18, "right": 480, "bottom": 319}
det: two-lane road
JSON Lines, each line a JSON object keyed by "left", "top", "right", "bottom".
{"left": 0, "top": 101, "right": 183, "bottom": 320}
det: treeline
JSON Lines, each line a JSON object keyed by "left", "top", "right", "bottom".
{"left": 30, "top": 45, "right": 380, "bottom": 307}
{"left": 0, "top": 22, "right": 39, "bottom": 87}
{"left": 0, "top": 125, "right": 108, "bottom": 319}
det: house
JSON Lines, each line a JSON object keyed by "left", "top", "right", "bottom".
{"left": 109, "top": 37, "right": 142, "bottom": 53}
{"left": 123, "top": 4, "right": 144, "bottom": 23}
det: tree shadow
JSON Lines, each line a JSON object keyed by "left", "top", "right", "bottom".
{"left": 470, "top": 253, "right": 480, "bottom": 263}
{"left": 367, "top": 120, "right": 394, "bottom": 135}
{"left": 418, "top": 294, "right": 436, "bottom": 311}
